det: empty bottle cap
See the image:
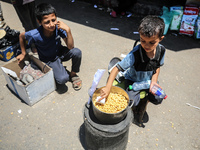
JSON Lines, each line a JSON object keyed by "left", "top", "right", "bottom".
{"left": 129, "top": 85, "right": 133, "bottom": 90}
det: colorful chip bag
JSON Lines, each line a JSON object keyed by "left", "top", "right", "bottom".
{"left": 179, "top": 6, "right": 199, "bottom": 36}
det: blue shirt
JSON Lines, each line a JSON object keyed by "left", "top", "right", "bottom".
{"left": 25, "top": 26, "right": 67, "bottom": 62}
{"left": 117, "top": 44, "right": 165, "bottom": 82}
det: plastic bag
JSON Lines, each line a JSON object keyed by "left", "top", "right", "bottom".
{"left": 160, "top": 6, "right": 174, "bottom": 35}
{"left": 194, "top": 17, "right": 200, "bottom": 39}
{"left": 170, "top": 6, "right": 184, "bottom": 30}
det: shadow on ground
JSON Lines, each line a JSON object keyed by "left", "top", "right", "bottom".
{"left": 2, "top": 0, "right": 200, "bottom": 51}
{"left": 79, "top": 123, "right": 87, "bottom": 150}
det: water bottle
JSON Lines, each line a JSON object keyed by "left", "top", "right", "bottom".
{"left": 129, "top": 80, "right": 151, "bottom": 91}
{"left": 129, "top": 83, "right": 148, "bottom": 100}
{"left": 151, "top": 85, "right": 167, "bottom": 99}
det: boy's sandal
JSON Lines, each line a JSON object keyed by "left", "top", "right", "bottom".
{"left": 71, "top": 75, "right": 82, "bottom": 91}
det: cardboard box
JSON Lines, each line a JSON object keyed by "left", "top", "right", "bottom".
{"left": 0, "top": 43, "right": 20, "bottom": 62}
{"left": 1, "top": 55, "right": 56, "bottom": 106}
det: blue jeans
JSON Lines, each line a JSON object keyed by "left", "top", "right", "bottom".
{"left": 47, "top": 47, "right": 82, "bottom": 84}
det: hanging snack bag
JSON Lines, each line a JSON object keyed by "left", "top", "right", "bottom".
{"left": 179, "top": 6, "right": 199, "bottom": 36}
{"left": 170, "top": 6, "right": 184, "bottom": 30}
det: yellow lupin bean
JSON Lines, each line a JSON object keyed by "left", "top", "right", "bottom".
{"left": 93, "top": 93, "right": 128, "bottom": 113}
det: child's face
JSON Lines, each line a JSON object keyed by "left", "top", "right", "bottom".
{"left": 39, "top": 13, "right": 57, "bottom": 32}
{"left": 140, "top": 34, "right": 164, "bottom": 54}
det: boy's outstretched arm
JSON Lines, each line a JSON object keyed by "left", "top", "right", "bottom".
{"left": 150, "top": 67, "right": 162, "bottom": 94}
{"left": 57, "top": 20, "right": 74, "bottom": 49}
{"left": 99, "top": 66, "right": 120, "bottom": 101}
{"left": 16, "top": 32, "right": 27, "bottom": 64}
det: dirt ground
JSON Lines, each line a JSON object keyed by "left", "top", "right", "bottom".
{"left": 0, "top": 0, "right": 200, "bottom": 150}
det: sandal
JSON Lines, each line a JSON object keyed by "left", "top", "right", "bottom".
{"left": 71, "top": 75, "right": 82, "bottom": 91}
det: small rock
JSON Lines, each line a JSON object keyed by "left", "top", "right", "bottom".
{"left": 0, "top": 96, "right": 4, "bottom": 100}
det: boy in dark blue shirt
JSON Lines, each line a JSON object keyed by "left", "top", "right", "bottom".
{"left": 16, "top": 3, "right": 82, "bottom": 90}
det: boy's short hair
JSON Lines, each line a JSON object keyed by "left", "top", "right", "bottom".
{"left": 138, "top": 15, "right": 165, "bottom": 38}
{"left": 35, "top": 3, "right": 57, "bottom": 23}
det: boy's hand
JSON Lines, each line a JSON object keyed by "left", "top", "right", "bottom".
{"left": 16, "top": 53, "right": 25, "bottom": 64}
{"left": 98, "top": 87, "right": 110, "bottom": 101}
{"left": 149, "top": 81, "right": 162, "bottom": 95}
{"left": 57, "top": 20, "right": 74, "bottom": 49}
{"left": 56, "top": 20, "right": 70, "bottom": 33}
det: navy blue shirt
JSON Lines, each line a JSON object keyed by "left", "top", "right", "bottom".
{"left": 25, "top": 26, "right": 67, "bottom": 62}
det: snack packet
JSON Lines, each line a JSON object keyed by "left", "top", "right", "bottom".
{"left": 179, "top": 6, "right": 199, "bottom": 36}
{"left": 170, "top": 6, "right": 184, "bottom": 30}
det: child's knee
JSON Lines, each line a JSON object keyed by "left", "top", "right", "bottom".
{"left": 56, "top": 75, "right": 70, "bottom": 84}
{"left": 73, "top": 48, "right": 82, "bottom": 57}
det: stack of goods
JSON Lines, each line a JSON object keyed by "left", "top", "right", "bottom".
{"left": 0, "top": 26, "right": 20, "bottom": 49}
{"left": 179, "top": 5, "right": 199, "bottom": 36}
{"left": 0, "top": 26, "right": 20, "bottom": 61}
{"left": 160, "top": 5, "right": 200, "bottom": 39}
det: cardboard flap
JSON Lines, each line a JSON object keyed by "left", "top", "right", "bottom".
{"left": 3, "top": 60, "right": 22, "bottom": 77}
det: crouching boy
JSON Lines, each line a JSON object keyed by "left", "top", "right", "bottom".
{"left": 16, "top": 3, "right": 82, "bottom": 90}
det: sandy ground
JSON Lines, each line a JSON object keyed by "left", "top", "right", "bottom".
{"left": 0, "top": 0, "right": 200, "bottom": 150}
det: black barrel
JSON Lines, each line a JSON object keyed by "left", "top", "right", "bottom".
{"left": 84, "top": 103, "right": 133, "bottom": 150}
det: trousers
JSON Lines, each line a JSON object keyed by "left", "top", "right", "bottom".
{"left": 47, "top": 47, "right": 82, "bottom": 84}
{"left": 13, "top": 1, "right": 38, "bottom": 31}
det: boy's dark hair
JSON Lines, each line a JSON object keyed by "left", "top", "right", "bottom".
{"left": 138, "top": 15, "right": 165, "bottom": 38}
{"left": 35, "top": 3, "right": 57, "bottom": 23}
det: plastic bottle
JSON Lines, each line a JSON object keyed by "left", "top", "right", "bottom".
{"left": 129, "top": 80, "right": 151, "bottom": 91}
{"left": 151, "top": 85, "right": 167, "bottom": 99}
{"left": 128, "top": 85, "right": 147, "bottom": 99}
